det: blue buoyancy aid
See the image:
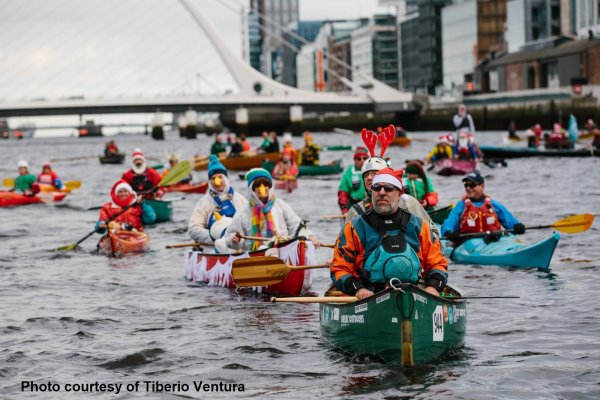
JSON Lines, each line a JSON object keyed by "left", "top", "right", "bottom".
{"left": 207, "top": 188, "right": 237, "bottom": 229}
{"left": 362, "top": 209, "right": 421, "bottom": 285}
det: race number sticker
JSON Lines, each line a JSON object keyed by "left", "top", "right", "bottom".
{"left": 433, "top": 305, "right": 444, "bottom": 342}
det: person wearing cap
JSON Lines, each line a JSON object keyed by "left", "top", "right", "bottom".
{"left": 161, "top": 154, "right": 191, "bottom": 184}
{"left": 453, "top": 104, "right": 475, "bottom": 134}
{"left": 424, "top": 135, "right": 454, "bottom": 164}
{"left": 95, "top": 180, "right": 156, "bottom": 234}
{"left": 211, "top": 134, "right": 227, "bottom": 156}
{"left": 453, "top": 129, "right": 479, "bottom": 161}
{"left": 281, "top": 133, "right": 297, "bottom": 161}
{"left": 441, "top": 172, "right": 525, "bottom": 243}
{"left": 122, "top": 148, "right": 163, "bottom": 198}
{"left": 215, "top": 168, "right": 319, "bottom": 253}
{"left": 36, "top": 162, "right": 64, "bottom": 190}
{"left": 331, "top": 167, "right": 448, "bottom": 300}
{"left": 344, "top": 157, "right": 439, "bottom": 239}
{"left": 12, "top": 160, "right": 39, "bottom": 195}
{"left": 271, "top": 149, "right": 299, "bottom": 181}
{"left": 403, "top": 162, "right": 438, "bottom": 211}
{"left": 338, "top": 147, "right": 368, "bottom": 214}
{"left": 188, "top": 155, "right": 247, "bottom": 245}
{"left": 299, "top": 132, "right": 320, "bottom": 165}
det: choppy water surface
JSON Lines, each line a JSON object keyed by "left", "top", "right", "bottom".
{"left": 1, "top": 131, "right": 599, "bottom": 399}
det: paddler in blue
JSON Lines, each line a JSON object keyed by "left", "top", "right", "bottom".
{"left": 188, "top": 155, "right": 247, "bottom": 244}
{"left": 331, "top": 168, "right": 448, "bottom": 300}
{"left": 441, "top": 172, "right": 525, "bottom": 243}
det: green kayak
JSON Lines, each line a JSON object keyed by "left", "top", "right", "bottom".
{"left": 320, "top": 282, "right": 466, "bottom": 365}
{"left": 427, "top": 204, "right": 454, "bottom": 225}
{"left": 145, "top": 199, "right": 173, "bottom": 223}
{"left": 261, "top": 159, "right": 343, "bottom": 176}
{"left": 322, "top": 145, "right": 352, "bottom": 151}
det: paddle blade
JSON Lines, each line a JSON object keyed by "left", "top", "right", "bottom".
{"left": 53, "top": 242, "right": 79, "bottom": 252}
{"left": 551, "top": 213, "right": 594, "bottom": 234}
{"left": 65, "top": 181, "right": 81, "bottom": 189}
{"left": 232, "top": 256, "right": 292, "bottom": 287}
{"left": 159, "top": 160, "right": 191, "bottom": 187}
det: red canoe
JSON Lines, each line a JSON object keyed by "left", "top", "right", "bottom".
{"left": 164, "top": 182, "right": 208, "bottom": 194}
{"left": 98, "top": 230, "right": 150, "bottom": 257}
{"left": 0, "top": 191, "right": 68, "bottom": 207}
{"left": 434, "top": 159, "right": 477, "bottom": 176}
{"left": 184, "top": 238, "right": 314, "bottom": 296}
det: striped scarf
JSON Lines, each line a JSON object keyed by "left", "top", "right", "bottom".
{"left": 250, "top": 197, "right": 275, "bottom": 251}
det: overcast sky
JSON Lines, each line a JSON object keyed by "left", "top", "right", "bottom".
{"left": 0, "top": 0, "right": 394, "bottom": 102}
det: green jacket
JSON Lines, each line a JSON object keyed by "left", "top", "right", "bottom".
{"left": 402, "top": 176, "right": 435, "bottom": 202}
{"left": 14, "top": 174, "right": 36, "bottom": 192}
{"left": 211, "top": 142, "right": 227, "bottom": 155}
{"left": 338, "top": 166, "right": 365, "bottom": 206}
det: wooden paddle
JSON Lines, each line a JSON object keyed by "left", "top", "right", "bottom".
{"left": 232, "top": 256, "right": 328, "bottom": 287}
{"left": 443, "top": 213, "right": 594, "bottom": 241}
{"left": 53, "top": 161, "right": 192, "bottom": 251}
{"left": 3, "top": 178, "right": 81, "bottom": 189}
{"left": 239, "top": 235, "right": 335, "bottom": 248}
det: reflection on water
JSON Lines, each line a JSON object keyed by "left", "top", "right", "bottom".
{"left": 0, "top": 132, "right": 599, "bottom": 398}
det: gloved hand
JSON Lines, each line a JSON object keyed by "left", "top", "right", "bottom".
{"left": 483, "top": 231, "right": 502, "bottom": 244}
{"left": 513, "top": 223, "right": 526, "bottom": 234}
{"left": 445, "top": 231, "right": 461, "bottom": 242}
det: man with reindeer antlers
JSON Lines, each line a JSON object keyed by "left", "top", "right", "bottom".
{"left": 344, "top": 125, "right": 439, "bottom": 240}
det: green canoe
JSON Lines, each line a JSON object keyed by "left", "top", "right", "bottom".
{"left": 320, "top": 282, "right": 466, "bottom": 365}
{"left": 261, "top": 159, "right": 343, "bottom": 176}
{"left": 427, "top": 204, "right": 454, "bottom": 225}
{"left": 145, "top": 199, "right": 173, "bottom": 223}
{"left": 322, "top": 145, "right": 352, "bottom": 151}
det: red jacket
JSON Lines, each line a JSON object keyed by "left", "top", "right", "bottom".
{"left": 99, "top": 202, "right": 145, "bottom": 231}
{"left": 122, "top": 168, "right": 163, "bottom": 197}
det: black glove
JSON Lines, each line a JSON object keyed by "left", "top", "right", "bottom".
{"left": 343, "top": 277, "right": 365, "bottom": 296}
{"left": 425, "top": 274, "right": 446, "bottom": 292}
{"left": 513, "top": 223, "right": 526, "bottom": 235}
{"left": 483, "top": 231, "right": 502, "bottom": 244}
{"left": 445, "top": 231, "right": 461, "bottom": 242}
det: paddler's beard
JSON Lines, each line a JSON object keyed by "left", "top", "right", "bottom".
{"left": 132, "top": 161, "right": 146, "bottom": 174}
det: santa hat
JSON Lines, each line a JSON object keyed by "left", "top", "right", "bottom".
{"left": 372, "top": 167, "right": 404, "bottom": 190}
{"left": 42, "top": 161, "right": 52, "bottom": 168}
{"left": 132, "top": 148, "right": 145, "bottom": 161}
{"left": 114, "top": 180, "right": 135, "bottom": 195}
{"left": 354, "top": 146, "right": 369, "bottom": 160}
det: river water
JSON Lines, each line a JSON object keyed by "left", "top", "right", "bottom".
{"left": 1, "top": 131, "right": 599, "bottom": 399}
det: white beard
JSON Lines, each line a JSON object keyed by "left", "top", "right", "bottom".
{"left": 132, "top": 161, "right": 146, "bottom": 175}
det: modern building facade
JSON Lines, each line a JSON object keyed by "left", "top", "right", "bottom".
{"left": 442, "top": 0, "right": 506, "bottom": 93}
{"left": 505, "top": 0, "right": 562, "bottom": 52}
{"left": 401, "top": 0, "right": 451, "bottom": 95}
{"left": 574, "top": 0, "right": 600, "bottom": 38}
{"left": 281, "top": 20, "right": 324, "bottom": 87}
{"left": 248, "top": 0, "right": 299, "bottom": 81}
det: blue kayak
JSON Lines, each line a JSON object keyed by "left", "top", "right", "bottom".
{"left": 443, "top": 233, "right": 560, "bottom": 270}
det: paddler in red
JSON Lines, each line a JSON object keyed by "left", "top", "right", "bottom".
{"left": 95, "top": 180, "right": 156, "bottom": 234}
{"left": 37, "top": 162, "right": 64, "bottom": 190}
{"left": 122, "top": 148, "right": 163, "bottom": 198}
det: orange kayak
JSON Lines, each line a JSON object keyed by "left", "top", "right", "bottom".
{"left": 98, "top": 230, "right": 150, "bottom": 257}
{"left": 164, "top": 182, "right": 208, "bottom": 194}
{"left": 38, "top": 183, "right": 73, "bottom": 193}
{"left": 0, "top": 191, "right": 67, "bottom": 207}
{"left": 390, "top": 137, "right": 412, "bottom": 147}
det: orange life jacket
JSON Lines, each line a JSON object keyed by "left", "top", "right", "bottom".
{"left": 459, "top": 195, "right": 502, "bottom": 233}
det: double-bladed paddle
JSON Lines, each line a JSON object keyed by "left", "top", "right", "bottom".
{"left": 239, "top": 234, "right": 335, "bottom": 248}
{"left": 232, "top": 256, "right": 328, "bottom": 287}
{"left": 53, "top": 161, "right": 191, "bottom": 251}
{"left": 442, "top": 213, "right": 594, "bottom": 241}
{"left": 3, "top": 178, "right": 81, "bottom": 190}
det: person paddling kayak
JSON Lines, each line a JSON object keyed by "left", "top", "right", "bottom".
{"left": 188, "top": 155, "right": 247, "bottom": 245}
{"left": 95, "top": 180, "right": 156, "bottom": 234}
{"left": 37, "top": 161, "right": 64, "bottom": 190}
{"left": 403, "top": 162, "right": 438, "bottom": 211}
{"left": 331, "top": 168, "right": 448, "bottom": 300}
{"left": 122, "top": 148, "right": 164, "bottom": 199}
{"left": 441, "top": 172, "right": 525, "bottom": 243}
{"left": 215, "top": 168, "right": 319, "bottom": 253}
{"left": 337, "top": 147, "right": 368, "bottom": 214}
{"left": 161, "top": 153, "right": 192, "bottom": 184}
{"left": 12, "top": 160, "right": 39, "bottom": 196}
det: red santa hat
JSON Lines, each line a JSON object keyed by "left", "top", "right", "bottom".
{"left": 372, "top": 167, "right": 404, "bottom": 191}
{"left": 132, "top": 148, "right": 145, "bottom": 161}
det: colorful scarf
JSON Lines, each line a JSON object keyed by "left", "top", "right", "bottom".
{"left": 250, "top": 197, "right": 275, "bottom": 251}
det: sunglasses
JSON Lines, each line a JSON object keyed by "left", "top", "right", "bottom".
{"left": 355, "top": 157, "right": 369, "bottom": 161}
{"left": 372, "top": 185, "right": 396, "bottom": 193}
{"left": 464, "top": 182, "right": 480, "bottom": 189}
